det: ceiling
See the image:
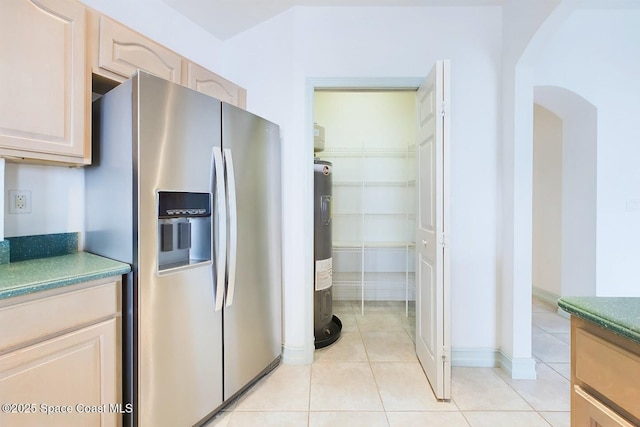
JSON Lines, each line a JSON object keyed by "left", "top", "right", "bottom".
{"left": 160, "top": 0, "right": 504, "bottom": 41}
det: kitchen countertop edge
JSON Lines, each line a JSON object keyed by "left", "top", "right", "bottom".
{"left": 558, "top": 297, "right": 640, "bottom": 346}
{"left": 0, "top": 252, "right": 131, "bottom": 300}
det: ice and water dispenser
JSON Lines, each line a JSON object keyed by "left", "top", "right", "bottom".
{"left": 157, "top": 192, "right": 212, "bottom": 271}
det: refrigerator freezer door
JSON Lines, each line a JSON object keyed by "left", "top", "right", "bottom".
{"left": 222, "top": 103, "right": 282, "bottom": 400}
{"left": 134, "top": 72, "right": 224, "bottom": 426}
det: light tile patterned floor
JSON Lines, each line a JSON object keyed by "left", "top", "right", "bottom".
{"left": 205, "top": 298, "right": 570, "bottom": 427}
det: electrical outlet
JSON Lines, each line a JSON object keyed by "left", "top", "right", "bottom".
{"left": 9, "top": 190, "right": 31, "bottom": 214}
{"left": 16, "top": 193, "right": 26, "bottom": 210}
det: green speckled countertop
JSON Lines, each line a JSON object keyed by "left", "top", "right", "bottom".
{"left": 0, "top": 252, "right": 130, "bottom": 300}
{"left": 558, "top": 297, "right": 640, "bottom": 345}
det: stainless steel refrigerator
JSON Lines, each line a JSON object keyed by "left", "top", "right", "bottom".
{"left": 85, "top": 71, "right": 282, "bottom": 427}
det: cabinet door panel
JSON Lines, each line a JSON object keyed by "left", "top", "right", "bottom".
{"left": 95, "top": 16, "right": 182, "bottom": 84}
{"left": 0, "top": 0, "right": 88, "bottom": 162}
{"left": 0, "top": 319, "right": 120, "bottom": 427}
{"left": 183, "top": 61, "right": 246, "bottom": 108}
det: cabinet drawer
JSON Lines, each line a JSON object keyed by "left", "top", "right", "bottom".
{"left": 0, "top": 279, "right": 120, "bottom": 353}
{"left": 574, "top": 385, "right": 635, "bottom": 427}
{"left": 574, "top": 327, "right": 640, "bottom": 420}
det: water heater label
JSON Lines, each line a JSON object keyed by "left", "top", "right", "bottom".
{"left": 315, "top": 257, "right": 333, "bottom": 291}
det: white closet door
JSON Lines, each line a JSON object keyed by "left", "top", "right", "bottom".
{"left": 415, "top": 60, "right": 451, "bottom": 400}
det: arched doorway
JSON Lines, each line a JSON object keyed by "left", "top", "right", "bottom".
{"left": 532, "top": 86, "right": 597, "bottom": 303}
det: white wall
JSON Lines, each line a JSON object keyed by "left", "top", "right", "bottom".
{"left": 4, "top": 163, "right": 84, "bottom": 238}
{"left": 498, "top": 0, "right": 579, "bottom": 378}
{"left": 534, "top": 8, "right": 640, "bottom": 296}
{"left": 223, "top": 6, "right": 503, "bottom": 363}
{"left": 314, "top": 91, "right": 416, "bottom": 151}
{"left": 532, "top": 104, "right": 563, "bottom": 297}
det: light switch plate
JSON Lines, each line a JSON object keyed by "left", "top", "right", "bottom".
{"left": 626, "top": 198, "right": 640, "bottom": 213}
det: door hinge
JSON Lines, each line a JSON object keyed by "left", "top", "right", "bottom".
{"left": 441, "top": 345, "right": 451, "bottom": 362}
{"left": 439, "top": 102, "right": 448, "bottom": 117}
{"left": 440, "top": 233, "right": 447, "bottom": 248}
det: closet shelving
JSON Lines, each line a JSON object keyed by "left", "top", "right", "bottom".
{"left": 321, "top": 145, "right": 416, "bottom": 315}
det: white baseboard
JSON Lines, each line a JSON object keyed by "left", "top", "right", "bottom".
{"left": 284, "top": 345, "right": 537, "bottom": 379}
{"left": 452, "top": 348, "right": 537, "bottom": 379}
{"left": 281, "top": 342, "right": 314, "bottom": 365}
{"left": 532, "top": 286, "right": 569, "bottom": 318}
{"left": 532, "top": 286, "right": 560, "bottom": 306}
{"left": 451, "top": 348, "right": 500, "bottom": 368}
{"left": 497, "top": 351, "right": 537, "bottom": 379}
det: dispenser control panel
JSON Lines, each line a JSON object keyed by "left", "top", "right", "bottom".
{"left": 157, "top": 191, "right": 211, "bottom": 271}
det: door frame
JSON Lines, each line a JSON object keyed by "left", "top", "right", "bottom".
{"left": 304, "top": 75, "right": 446, "bottom": 371}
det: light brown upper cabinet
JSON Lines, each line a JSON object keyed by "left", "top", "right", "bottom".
{"left": 91, "top": 14, "right": 183, "bottom": 84}
{"left": 91, "top": 14, "right": 246, "bottom": 109}
{"left": 0, "top": 0, "right": 90, "bottom": 165}
{"left": 183, "top": 62, "right": 247, "bottom": 108}
{"left": 0, "top": 0, "right": 246, "bottom": 166}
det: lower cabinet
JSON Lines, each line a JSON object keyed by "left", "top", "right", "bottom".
{"left": 571, "top": 316, "right": 640, "bottom": 427}
{"left": 0, "top": 278, "right": 122, "bottom": 427}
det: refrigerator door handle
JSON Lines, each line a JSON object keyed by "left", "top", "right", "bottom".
{"left": 224, "top": 148, "right": 238, "bottom": 306}
{"left": 212, "top": 148, "right": 227, "bottom": 312}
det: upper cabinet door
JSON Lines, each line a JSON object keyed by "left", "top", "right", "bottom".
{"left": 92, "top": 15, "right": 182, "bottom": 84}
{"left": 183, "top": 62, "right": 247, "bottom": 109}
{"left": 0, "top": 0, "right": 89, "bottom": 164}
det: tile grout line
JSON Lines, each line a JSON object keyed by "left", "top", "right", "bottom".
{"left": 211, "top": 300, "right": 569, "bottom": 426}
{"left": 491, "top": 365, "right": 554, "bottom": 426}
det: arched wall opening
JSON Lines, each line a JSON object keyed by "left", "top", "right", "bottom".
{"left": 532, "top": 86, "right": 597, "bottom": 303}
